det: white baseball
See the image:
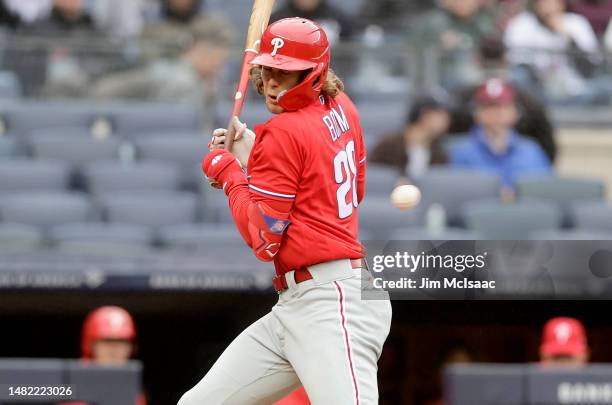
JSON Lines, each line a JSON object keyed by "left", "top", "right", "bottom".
{"left": 390, "top": 184, "right": 421, "bottom": 210}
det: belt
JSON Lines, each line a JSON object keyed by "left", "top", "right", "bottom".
{"left": 272, "top": 258, "right": 365, "bottom": 294}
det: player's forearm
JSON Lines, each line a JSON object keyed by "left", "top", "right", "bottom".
{"left": 225, "top": 179, "right": 253, "bottom": 247}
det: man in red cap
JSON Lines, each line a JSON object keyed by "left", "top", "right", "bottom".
{"left": 540, "top": 317, "right": 590, "bottom": 365}
{"left": 451, "top": 78, "right": 551, "bottom": 199}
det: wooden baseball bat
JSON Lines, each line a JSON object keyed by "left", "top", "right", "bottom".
{"left": 225, "top": 0, "right": 276, "bottom": 152}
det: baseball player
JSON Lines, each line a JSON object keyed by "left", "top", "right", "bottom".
{"left": 540, "top": 317, "right": 590, "bottom": 365}
{"left": 178, "top": 17, "right": 392, "bottom": 405}
{"left": 59, "top": 306, "right": 145, "bottom": 405}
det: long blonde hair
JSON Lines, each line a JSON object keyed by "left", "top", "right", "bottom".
{"left": 250, "top": 66, "right": 344, "bottom": 98}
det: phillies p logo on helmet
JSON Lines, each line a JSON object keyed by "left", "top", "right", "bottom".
{"left": 270, "top": 37, "right": 285, "bottom": 56}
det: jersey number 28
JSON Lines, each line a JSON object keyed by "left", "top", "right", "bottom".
{"left": 334, "top": 140, "right": 358, "bottom": 219}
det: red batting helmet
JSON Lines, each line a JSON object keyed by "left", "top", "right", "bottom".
{"left": 250, "top": 17, "right": 330, "bottom": 111}
{"left": 81, "top": 306, "right": 136, "bottom": 359}
{"left": 540, "top": 317, "right": 588, "bottom": 358}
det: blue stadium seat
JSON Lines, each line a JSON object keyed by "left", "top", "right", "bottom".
{"left": 416, "top": 168, "right": 500, "bottom": 226}
{"left": 569, "top": 201, "right": 612, "bottom": 233}
{"left": 0, "top": 192, "right": 94, "bottom": 230}
{"left": 101, "top": 191, "right": 198, "bottom": 228}
{"left": 463, "top": 200, "right": 563, "bottom": 239}
{"left": 0, "top": 159, "right": 71, "bottom": 192}
{"left": 83, "top": 160, "right": 182, "bottom": 194}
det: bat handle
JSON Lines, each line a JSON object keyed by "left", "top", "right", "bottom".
{"left": 225, "top": 50, "right": 258, "bottom": 152}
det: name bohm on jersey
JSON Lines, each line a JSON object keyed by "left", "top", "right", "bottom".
{"left": 322, "top": 103, "right": 350, "bottom": 142}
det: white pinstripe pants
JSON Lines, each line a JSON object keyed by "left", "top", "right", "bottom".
{"left": 177, "top": 259, "right": 392, "bottom": 405}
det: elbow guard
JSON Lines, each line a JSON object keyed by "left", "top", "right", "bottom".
{"left": 247, "top": 202, "right": 290, "bottom": 262}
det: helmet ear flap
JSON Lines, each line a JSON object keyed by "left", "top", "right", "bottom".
{"left": 277, "top": 63, "right": 327, "bottom": 111}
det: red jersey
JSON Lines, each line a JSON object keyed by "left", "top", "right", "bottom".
{"left": 247, "top": 92, "right": 366, "bottom": 275}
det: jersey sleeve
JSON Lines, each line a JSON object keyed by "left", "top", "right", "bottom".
{"left": 248, "top": 125, "right": 304, "bottom": 202}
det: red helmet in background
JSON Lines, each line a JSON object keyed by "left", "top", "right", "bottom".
{"left": 81, "top": 306, "right": 137, "bottom": 359}
{"left": 250, "top": 17, "right": 330, "bottom": 111}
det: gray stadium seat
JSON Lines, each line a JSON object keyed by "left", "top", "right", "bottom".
{"left": 0, "top": 223, "right": 44, "bottom": 251}
{"left": 84, "top": 161, "right": 182, "bottom": 194}
{"left": 358, "top": 196, "right": 422, "bottom": 239}
{"left": 51, "top": 222, "right": 154, "bottom": 254}
{"left": 101, "top": 191, "right": 198, "bottom": 228}
{"left": 416, "top": 168, "right": 500, "bottom": 226}
{"left": 216, "top": 101, "right": 272, "bottom": 128}
{"left": 134, "top": 133, "right": 207, "bottom": 162}
{"left": 66, "top": 361, "right": 142, "bottom": 405}
{"left": 366, "top": 164, "right": 400, "bottom": 195}
{"left": 160, "top": 223, "right": 248, "bottom": 251}
{"left": 197, "top": 182, "right": 235, "bottom": 223}
{"left": 134, "top": 133, "right": 208, "bottom": 189}
{"left": 0, "top": 192, "right": 94, "bottom": 229}
{"left": 28, "top": 127, "right": 93, "bottom": 138}
{"left": 463, "top": 200, "right": 563, "bottom": 239}
{"left": 389, "top": 227, "right": 481, "bottom": 240}
{"left": 0, "top": 358, "right": 64, "bottom": 385}
{"left": 529, "top": 229, "right": 612, "bottom": 240}
{"left": 516, "top": 176, "right": 605, "bottom": 226}
{"left": 105, "top": 102, "right": 201, "bottom": 135}
{"left": 357, "top": 101, "right": 407, "bottom": 138}
{"left": 29, "top": 134, "right": 121, "bottom": 166}
{"left": 4, "top": 102, "right": 94, "bottom": 134}
{"left": 0, "top": 159, "right": 71, "bottom": 191}
{"left": 569, "top": 201, "right": 612, "bottom": 233}
{"left": 0, "top": 134, "right": 22, "bottom": 158}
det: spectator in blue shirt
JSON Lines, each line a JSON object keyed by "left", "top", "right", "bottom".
{"left": 451, "top": 78, "right": 551, "bottom": 199}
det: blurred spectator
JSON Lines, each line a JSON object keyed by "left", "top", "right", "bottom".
{"left": 449, "top": 36, "right": 557, "bottom": 162}
{"left": 24, "top": 0, "right": 96, "bottom": 37}
{"left": 141, "top": 0, "right": 231, "bottom": 60}
{"left": 504, "top": 0, "right": 601, "bottom": 101}
{"left": 89, "top": 19, "right": 230, "bottom": 104}
{"left": 92, "top": 0, "right": 146, "bottom": 39}
{"left": 412, "top": 0, "right": 497, "bottom": 90}
{"left": 58, "top": 306, "right": 146, "bottom": 405}
{"left": 358, "top": 0, "right": 430, "bottom": 35}
{"left": 540, "top": 317, "right": 590, "bottom": 365}
{"left": 413, "top": 0, "right": 496, "bottom": 49}
{"left": 271, "top": 0, "right": 354, "bottom": 45}
{"left": 2, "top": 0, "right": 50, "bottom": 26}
{"left": 370, "top": 94, "right": 451, "bottom": 181}
{"left": 492, "top": 0, "right": 525, "bottom": 31}
{"left": 606, "top": 18, "right": 612, "bottom": 51}
{"left": 0, "top": 1, "right": 20, "bottom": 29}
{"left": 81, "top": 306, "right": 137, "bottom": 365}
{"left": 451, "top": 79, "right": 551, "bottom": 198}
{"left": 568, "top": 0, "right": 612, "bottom": 37}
